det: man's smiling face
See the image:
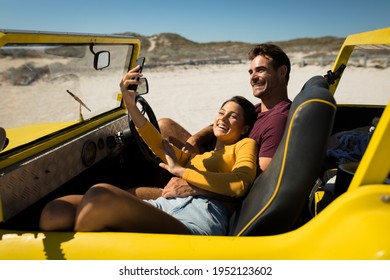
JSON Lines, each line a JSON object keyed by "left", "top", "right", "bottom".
{"left": 248, "top": 55, "right": 280, "bottom": 100}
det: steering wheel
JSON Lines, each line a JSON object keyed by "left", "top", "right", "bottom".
{"left": 128, "top": 95, "right": 161, "bottom": 164}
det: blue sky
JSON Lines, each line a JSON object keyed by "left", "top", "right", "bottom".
{"left": 1, "top": 0, "right": 389, "bottom": 43}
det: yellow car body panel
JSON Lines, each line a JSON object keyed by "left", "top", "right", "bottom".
{"left": 5, "top": 122, "right": 78, "bottom": 151}
{"left": 0, "top": 185, "right": 388, "bottom": 260}
{"left": 0, "top": 110, "right": 127, "bottom": 171}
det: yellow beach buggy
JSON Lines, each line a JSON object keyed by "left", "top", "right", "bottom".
{"left": 0, "top": 27, "right": 389, "bottom": 260}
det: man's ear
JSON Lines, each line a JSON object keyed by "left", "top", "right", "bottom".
{"left": 279, "top": 65, "right": 288, "bottom": 79}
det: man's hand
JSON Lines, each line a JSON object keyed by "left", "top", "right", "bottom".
{"left": 162, "top": 177, "right": 199, "bottom": 198}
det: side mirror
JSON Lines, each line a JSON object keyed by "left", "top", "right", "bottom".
{"left": 137, "top": 77, "right": 149, "bottom": 95}
{"left": 93, "top": 51, "right": 110, "bottom": 70}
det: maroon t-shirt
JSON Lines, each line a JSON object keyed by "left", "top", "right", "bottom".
{"left": 249, "top": 100, "right": 292, "bottom": 158}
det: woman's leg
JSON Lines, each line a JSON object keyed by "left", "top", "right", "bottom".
{"left": 39, "top": 195, "right": 83, "bottom": 231}
{"left": 74, "top": 183, "right": 190, "bottom": 234}
{"left": 39, "top": 187, "right": 162, "bottom": 231}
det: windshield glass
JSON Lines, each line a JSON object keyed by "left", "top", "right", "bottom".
{"left": 0, "top": 43, "right": 132, "bottom": 151}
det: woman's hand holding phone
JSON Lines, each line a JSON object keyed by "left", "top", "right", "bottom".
{"left": 127, "top": 57, "right": 145, "bottom": 91}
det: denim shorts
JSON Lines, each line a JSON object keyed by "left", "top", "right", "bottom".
{"left": 144, "top": 196, "right": 228, "bottom": 235}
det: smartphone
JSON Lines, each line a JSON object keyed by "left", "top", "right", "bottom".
{"left": 127, "top": 56, "right": 145, "bottom": 91}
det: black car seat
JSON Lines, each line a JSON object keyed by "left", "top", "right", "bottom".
{"left": 229, "top": 75, "right": 337, "bottom": 236}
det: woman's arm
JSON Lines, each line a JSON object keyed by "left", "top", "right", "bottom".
{"left": 120, "top": 68, "right": 190, "bottom": 166}
{"left": 120, "top": 66, "right": 148, "bottom": 128}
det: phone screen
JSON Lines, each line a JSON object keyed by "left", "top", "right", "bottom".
{"left": 128, "top": 57, "right": 145, "bottom": 91}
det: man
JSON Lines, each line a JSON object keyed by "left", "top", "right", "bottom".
{"left": 156, "top": 44, "right": 292, "bottom": 198}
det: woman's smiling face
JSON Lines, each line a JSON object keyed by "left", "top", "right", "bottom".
{"left": 213, "top": 101, "right": 249, "bottom": 145}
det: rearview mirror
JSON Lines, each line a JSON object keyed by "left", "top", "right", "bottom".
{"left": 93, "top": 51, "right": 110, "bottom": 70}
{"left": 137, "top": 77, "right": 149, "bottom": 95}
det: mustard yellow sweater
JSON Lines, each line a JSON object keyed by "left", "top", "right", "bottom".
{"left": 137, "top": 121, "right": 258, "bottom": 197}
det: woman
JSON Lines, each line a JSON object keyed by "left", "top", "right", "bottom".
{"left": 40, "top": 66, "right": 258, "bottom": 235}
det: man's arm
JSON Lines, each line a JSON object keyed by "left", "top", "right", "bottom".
{"left": 158, "top": 119, "right": 215, "bottom": 154}
{"left": 127, "top": 187, "right": 162, "bottom": 200}
{"left": 161, "top": 177, "right": 238, "bottom": 201}
{"left": 259, "top": 157, "right": 272, "bottom": 173}
{"left": 161, "top": 177, "right": 200, "bottom": 198}
{"left": 183, "top": 124, "right": 215, "bottom": 154}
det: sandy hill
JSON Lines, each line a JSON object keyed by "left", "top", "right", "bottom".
{"left": 118, "top": 32, "right": 345, "bottom": 65}
{"left": 117, "top": 32, "right": 390, "bottom": 69}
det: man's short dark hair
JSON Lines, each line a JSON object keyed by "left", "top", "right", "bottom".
{"left": 248, "top": 44, "right": 291, "bottom": 84}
